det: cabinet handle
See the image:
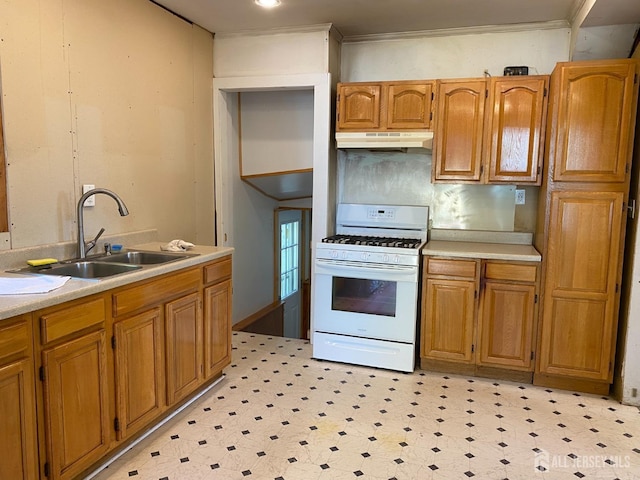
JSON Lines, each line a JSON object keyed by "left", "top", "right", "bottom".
{"left": 627, "top": 199, "right": 636, "bottom": 219}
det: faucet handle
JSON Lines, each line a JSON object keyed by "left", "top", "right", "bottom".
{"left": 86, "top": 227, "right": 106, "bottom": 254}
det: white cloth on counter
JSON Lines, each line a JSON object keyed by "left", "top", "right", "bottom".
{"left": 0, "top": 275, "right": 71, "bottom": 295}
{"left": 160, "top": 239, "right": 195, "bottom": 252}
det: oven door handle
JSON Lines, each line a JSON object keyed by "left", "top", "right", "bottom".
{"left": 315, "top": 259, "right": 417, "bottom": 279}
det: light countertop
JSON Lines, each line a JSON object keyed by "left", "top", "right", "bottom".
{"left": 422, "top": 240, "right": 541, "bottom": 262}
{"left": 0, "top": 243, "right": 233, "bottom": 321}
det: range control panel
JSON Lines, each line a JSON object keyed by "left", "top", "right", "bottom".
{"left": 367, "top": 207, "right": 396, "bottom": 220}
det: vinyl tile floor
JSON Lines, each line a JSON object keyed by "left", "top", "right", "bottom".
{"left": 92, "top": 332, "right": 640, "bottom": 480}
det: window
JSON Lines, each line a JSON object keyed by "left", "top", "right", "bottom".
{"left": 280, "top": 219, "right": 299, "bottom": 299}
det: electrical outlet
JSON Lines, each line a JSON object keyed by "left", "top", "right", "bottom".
{"left": 83, "top": 184, "right": 96, "bottom": 207}
{"left": 515, "top": 189, "right": 526, "bottom": 205}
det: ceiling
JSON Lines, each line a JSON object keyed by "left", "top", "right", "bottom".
{"left": 151, "top": 0, "right": 640, "bottom": 40}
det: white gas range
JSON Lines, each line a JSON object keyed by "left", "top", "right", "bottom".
{"left": 312, "top": 203, "right": 429, "bottom": 372}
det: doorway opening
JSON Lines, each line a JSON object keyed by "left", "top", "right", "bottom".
{"left": 276, "top": 208, "right": 311, "bottom": 339}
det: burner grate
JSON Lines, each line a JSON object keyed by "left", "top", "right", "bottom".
{"left": 322, "top": 234, "right": 422, "bottom": 249}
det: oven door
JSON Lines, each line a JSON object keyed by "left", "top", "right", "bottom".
{"left": 313, "top": 258, "right": 419, "bottom": 343}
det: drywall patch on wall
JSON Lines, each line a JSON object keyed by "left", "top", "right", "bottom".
{"left": 0, "top": 0, "right": 214, "bottom": 249}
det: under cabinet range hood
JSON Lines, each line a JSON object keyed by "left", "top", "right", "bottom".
{"left": 336, "top": 131, "right": 434, "bottom": 149}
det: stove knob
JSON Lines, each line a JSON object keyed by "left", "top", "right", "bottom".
{"left": 383, "top": 254, "right": 389, "bottom": 262}
{"left": 361, "top": 252, "right": 368, "bottom": 261}
{"left": 394, "top": 255, "right": 400, "bottom": 263}
{"left": 331, "top": 250, "right": 338, "bottom": 259}
{"left": 341, "top": 251, "right": 348, "bottom": 259}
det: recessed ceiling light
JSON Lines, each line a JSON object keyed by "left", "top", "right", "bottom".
{"left": 255, "top": 0, "right": 281, "bottom": 8}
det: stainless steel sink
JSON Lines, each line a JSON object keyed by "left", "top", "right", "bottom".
{"left": 7, "top": 249, "right": 197, "bottom": 280}
{"left": 36, "top": 261, "right": 142, "bottom": 279}
{"left": 94, "top": 251, "right": 194, "bottom": 265}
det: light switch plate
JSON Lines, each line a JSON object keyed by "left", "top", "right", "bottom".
{"left": 83, "top": 184, "right": 96, "bottom": 207}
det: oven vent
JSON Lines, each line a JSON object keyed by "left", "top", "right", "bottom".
{"left": 336, "top": 131, "right": 433, "bottom": 150}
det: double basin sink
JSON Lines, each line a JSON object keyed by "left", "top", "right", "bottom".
{"left": 15, "top": 251, "right": 197, "bottom": 279}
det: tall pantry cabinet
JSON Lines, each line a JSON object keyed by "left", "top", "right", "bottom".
{"left": 534, "top": 59, "right": 640, "bottom": 394}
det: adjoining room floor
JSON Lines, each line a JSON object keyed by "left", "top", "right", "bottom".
{"left": 93, "top": 331, "right": 640, "bottom": 480}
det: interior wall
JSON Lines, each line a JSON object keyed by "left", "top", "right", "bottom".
{"left": 336, "top": 27, "right": 570, "bottom": 235}
{"left": 341, "top": 26, "right": 571, "bottom": 81}
{"left": 617, "top": 45, "right": 640, "bottom": 406}
{"left": 573, "top": 24, "right": 640, "bottom": 61}
{"left": 213, "top": 73, "right": 332, "bottom": 325}
{"left": 240, "top": 90, "right": 314, "bottom": 176}
{"left": 338, "top": 150, "right": 541, "bottom": 232}
{"left": 0, "top": 0, "right": 214, "bottom": 250}
{"left": 213, "top": 26, "right": 337, "bottom": 78}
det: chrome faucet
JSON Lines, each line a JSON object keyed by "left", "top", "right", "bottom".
{"left": 77, "top": 188, "right": 129, "bottom": 258}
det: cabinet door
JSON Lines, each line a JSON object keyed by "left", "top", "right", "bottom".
{"left": 478, "top": 281, "right": 536, "bottom": 370}
{"left": 336, "top": 84, "right": 382, "bottom": 130}
{"left": 114, "top": 308, "right": 165, "bottom": 440}
{"left": 433, "top": 79, "right": 486, "bottom": 182}
{"left": 165, "top": 293, "right": 203, "bottom": 405}
{"left": 204, "top": 280, "right": 232, "bottom": 379}
{"left": 0, "top": 359, "right": 38, "bottom": 480}
{"left": 42, "top": 330, "right": 110, "bottom": 480}
{"left": 485, "top": 76, "right": 548, "bottom": 184}
{"left": 538, "top": 190, "right": 624, "bottom": 381}
{"left": 422, "top": 278, "right": 476, "bottom": 362}
{"left": 386, "top": 82, "right": 433, "bottom": 129}
{"left": 551, "top": 61, "right": 638, "bottom": 183}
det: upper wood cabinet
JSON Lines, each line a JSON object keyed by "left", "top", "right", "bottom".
{"left": 485, "top": 76, "right": 548, "bottom": 184}
{"left": 548, "top": 60, "right": 638, "bottom": 183}
{"left": 432, "top": 79, "right": 486, "bottom": 182}
{"left": 433, "top": 75, "right": 548, "bottom": 185}
{"left": 534, "top": 59, "right": 640, "bottom": 395}
{"left": 336, "top": 81, "right": 434, "bottom": 131}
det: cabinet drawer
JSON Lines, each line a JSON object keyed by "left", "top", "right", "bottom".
{"left": 485, "top": 262, "right": 537, "bottom": 283}
{"left": 426, "top": 257, "right": 477, "bottom": 278}
{"left": 40, "top": 297, "right": 105, "bottom": 344}
{"left": 203, "top": 256, "right": 232, "bottom": 285}
{"left": 0, "top": 318, "right": 30, "bottom": 361}
{"left": 113, "top": 268, "right": 200, "bottom": 317}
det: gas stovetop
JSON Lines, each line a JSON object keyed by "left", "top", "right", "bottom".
{"left": 321, "top": 234, "right": 423, "bottom": 249}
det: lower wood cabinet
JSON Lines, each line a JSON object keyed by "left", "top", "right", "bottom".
{"left": 204, "top": 279, "right": 232, "bottom": 378}
{"left": 422, "top": 276, "right": 476, "bottom": 362}
{"left": 421, "top": 256, "right": 540, "bottom": 379}
{"left": 165, "top": 292, "right": 203, "bottom": 405}
{"left": 25, "top": 254, "right": 232, "bottom": 480}
{"left": 38, "top": 297, "right": 110, "bottom": 480}
{"left": 478, "top": 262, "right": 537, "bottom": 370}
{"left": 0, "top": 315, "right": 39, "bottom": 480}
{"left": 536, "top": 190, "right": 624, "bottom": 387}
{"left": 113, "top": 308, "right": 165, "bottom": 441}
